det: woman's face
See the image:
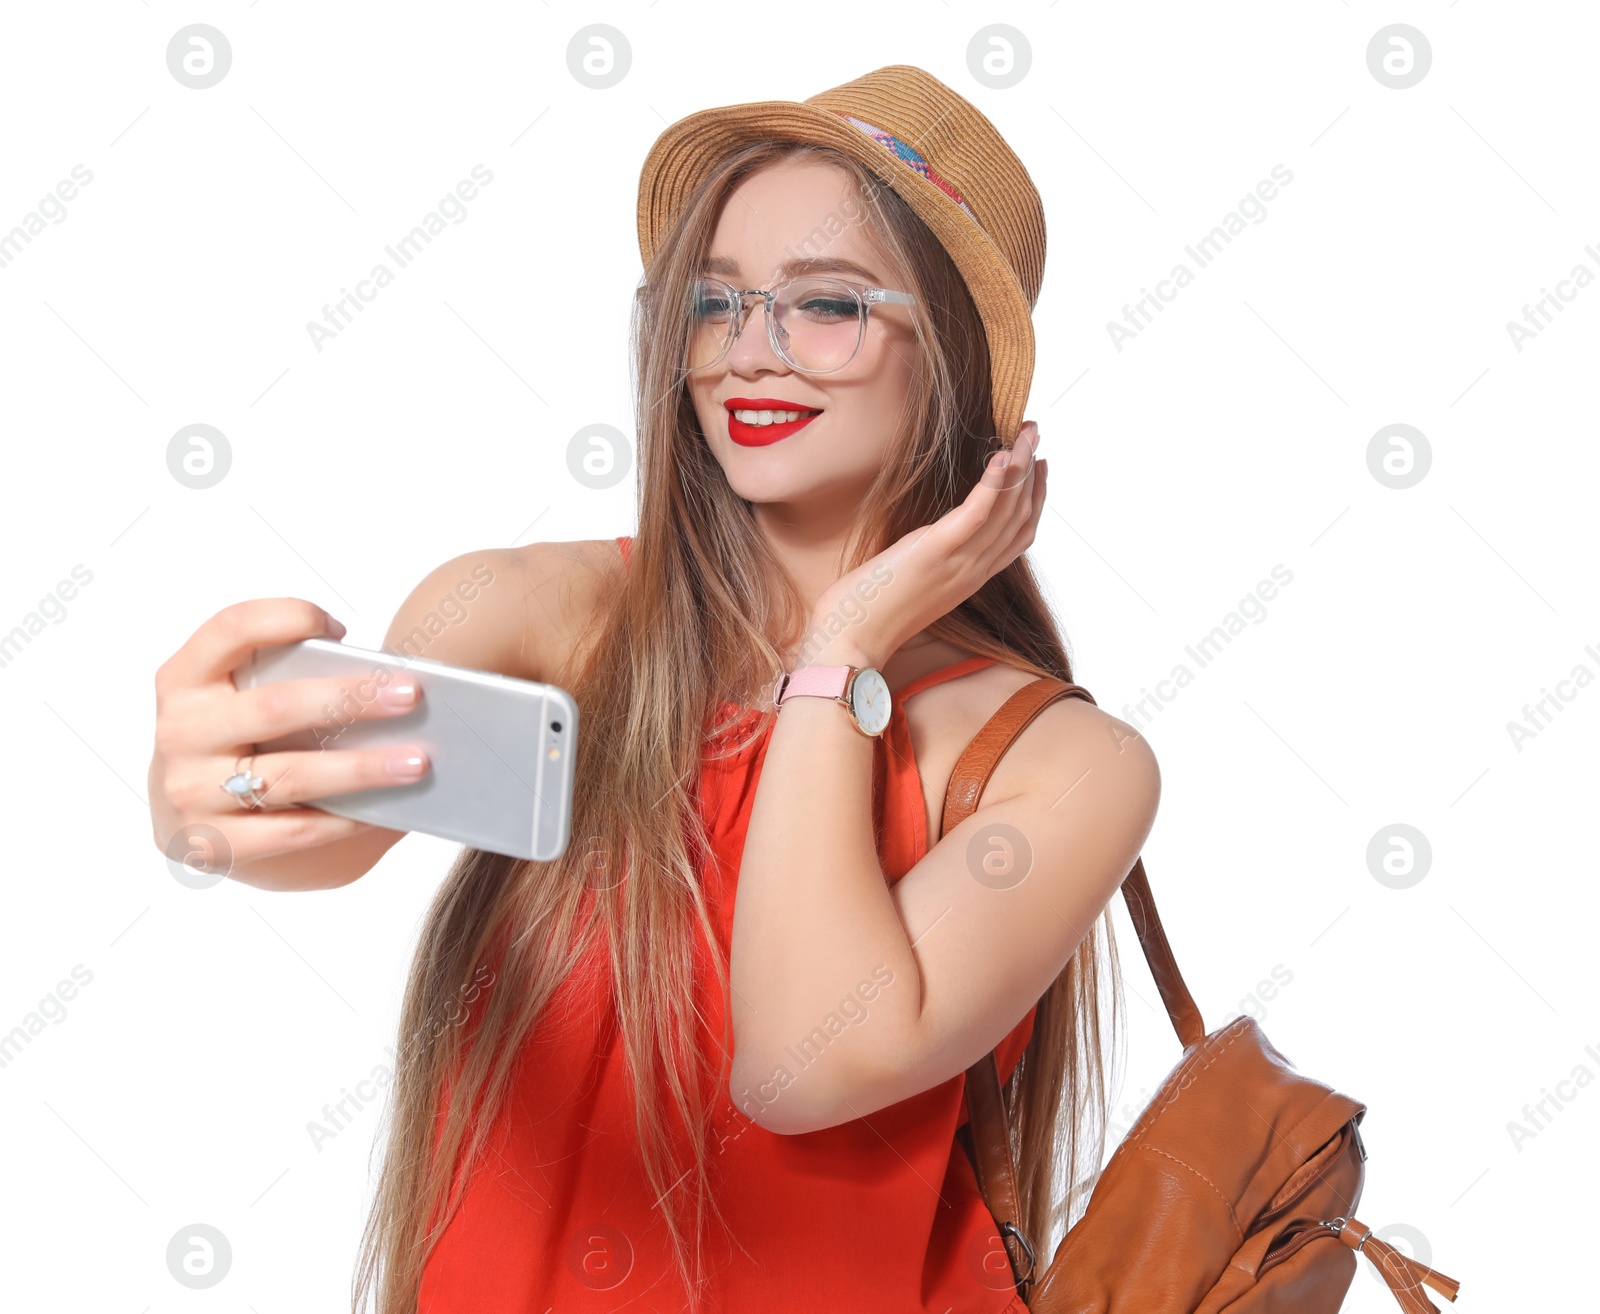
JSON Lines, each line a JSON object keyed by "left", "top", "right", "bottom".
{"left": 685, "top": 158, "right": 918, "bottom": 532}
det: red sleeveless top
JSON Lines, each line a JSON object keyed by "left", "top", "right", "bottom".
{"left": 417, "top": 534, "right": 1035, "bottom": 1312}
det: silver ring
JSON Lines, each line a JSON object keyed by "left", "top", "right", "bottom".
{"left": 220, "top": 754, "right": 269, "bottom": 810}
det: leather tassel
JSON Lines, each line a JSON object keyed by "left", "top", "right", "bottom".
{"left": 1333, "top": 1216, "right": 1462, "bottom": 1312}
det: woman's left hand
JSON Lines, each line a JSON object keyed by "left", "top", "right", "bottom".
{"left": 807, "top": 421, "right": 1047, "bottom": 668}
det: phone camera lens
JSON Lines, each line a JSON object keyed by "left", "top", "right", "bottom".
{"left": 550, "top": 721, "right": 562, "bottom": 733}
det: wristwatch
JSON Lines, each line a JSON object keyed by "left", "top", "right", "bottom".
{"left": 771, "top": 664, "right": 893, "bottom": 737}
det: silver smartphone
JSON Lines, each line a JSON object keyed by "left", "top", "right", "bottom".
{"left": 233, "top": 638, "right": 578, "bottom": 861}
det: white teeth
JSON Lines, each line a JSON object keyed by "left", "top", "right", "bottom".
{"left": 732, "top": 408, "right": 817, "bottom": 426}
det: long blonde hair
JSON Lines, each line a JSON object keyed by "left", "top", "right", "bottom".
{"left": 353, "top": 137, "right": 1125, "bottom": 1313}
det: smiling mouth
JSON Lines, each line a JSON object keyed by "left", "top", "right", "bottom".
{"left": 725, "top": 404, "right": 823, "bottom": 447}
{"left": 729, "top": 407, "right": 820, "bottom": 425}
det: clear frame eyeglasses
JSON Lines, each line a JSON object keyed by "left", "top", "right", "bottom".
{"left": 684, "top": 275, "right": 915, "bottom": 375}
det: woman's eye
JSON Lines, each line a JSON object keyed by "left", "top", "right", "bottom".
{"left": 797, "top": 297, "right": 857, "bottom": 320}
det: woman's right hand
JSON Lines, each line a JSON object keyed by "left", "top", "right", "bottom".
{"left": 148, "top": 597, "right": 431, "bottom": 887}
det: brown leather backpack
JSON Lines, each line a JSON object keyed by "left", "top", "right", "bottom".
{"left": 946, "top": 677, "right": 1463, "bottom": 1313}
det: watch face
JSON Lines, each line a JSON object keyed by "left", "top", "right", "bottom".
{"left": 849, "top": 668, "right": 892, "bottom": 736}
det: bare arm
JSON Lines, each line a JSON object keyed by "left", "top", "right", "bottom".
{"left": 729, "top": 659, "right": 1159, "bottom": 1135}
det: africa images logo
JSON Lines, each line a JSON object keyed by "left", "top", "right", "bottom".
{"left": 306, "top": 165, "right": 494, "bottom": 352}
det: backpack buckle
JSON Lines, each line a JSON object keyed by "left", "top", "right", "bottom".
{"left": 1000, "top": 1219, "right": 1036, "bottom": 1292}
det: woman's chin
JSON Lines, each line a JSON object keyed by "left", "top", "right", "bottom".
{"left": 710, "top": 440, "right": 879, "bottom": 515}
{"left": 735, "top": 478, "right": 873, "bottom": 525}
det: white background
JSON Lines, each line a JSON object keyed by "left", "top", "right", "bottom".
{"left": 0, "top": 2, "right": 1592, "bottom": 1310}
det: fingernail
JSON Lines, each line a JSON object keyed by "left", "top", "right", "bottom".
{"left": 991, "top": 451, "right": 1010, "bottom": 469}
{"left": 387, "top": 748, "right": 428, "bottom": 780}
{"left": 379, "top": 680, "right": 419, "bottom": 709}
{"left": 326, "top": 616, "right": 347, "bottom": 638}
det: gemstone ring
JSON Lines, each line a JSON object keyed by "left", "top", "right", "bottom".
{"left": 220, "top": 753, "right": 269, "bottom": 809}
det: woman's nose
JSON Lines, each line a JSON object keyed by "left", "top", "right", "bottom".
{"left": 726, "top": 297, "right": 787, "bottom": 371}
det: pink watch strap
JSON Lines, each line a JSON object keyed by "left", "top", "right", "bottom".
{"left": 773, "top": 664, "right": 852, "bottom": 707}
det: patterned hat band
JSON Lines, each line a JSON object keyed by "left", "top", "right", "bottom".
{"left": 832, "top": 112, "right": 978, "bottom": 223}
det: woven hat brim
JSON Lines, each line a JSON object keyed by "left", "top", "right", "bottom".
{"left": 636, "top": 100, "right": 1034, "bottom": 441}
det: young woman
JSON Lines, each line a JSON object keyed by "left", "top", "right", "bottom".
{"left": 148, "top": 67, "right": 1158, "bottom": 1313}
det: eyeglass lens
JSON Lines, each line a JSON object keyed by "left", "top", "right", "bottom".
{"left": 686, "top": 277, "right": 867, "bottom": 374}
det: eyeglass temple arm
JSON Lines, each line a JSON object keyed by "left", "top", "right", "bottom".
{"left": 865, "top": 288, "right": 915, "bottom": 306}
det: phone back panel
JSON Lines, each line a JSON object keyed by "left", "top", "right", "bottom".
{"left": 236, "top": 639, "right": 577, "bottom": 861}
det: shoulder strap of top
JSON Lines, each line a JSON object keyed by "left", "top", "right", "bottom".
{"left": 893, "top": 654, "right": 996, "bottom": 703}
{"left": 616, "top": 534, "right": 632, "bottom": 567}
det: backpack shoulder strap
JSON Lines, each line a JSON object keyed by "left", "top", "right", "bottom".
{"left": 942, "top": 676, "right": 1206, "bottom": 1288}
{"left": 940, "top": 676, "right": 1205, "bottom": 1048}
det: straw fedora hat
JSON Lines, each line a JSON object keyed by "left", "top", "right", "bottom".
{"left": 635, "top": 64, "right": 1045, "bottom": 442}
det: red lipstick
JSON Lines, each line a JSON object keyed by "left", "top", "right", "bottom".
{"left": 724, "top": 397, "right": 822, "bottom": 447}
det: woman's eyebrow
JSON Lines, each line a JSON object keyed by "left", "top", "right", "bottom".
{"left": 700, "top": 254, "right": 886, "bottom": 283}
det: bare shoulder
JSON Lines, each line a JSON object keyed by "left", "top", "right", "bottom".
{"left": 511, "top": 537, "right": 629, "bottom": 682}
{"left": 381, "top": 538, "right": 625, "bottom": 684}
{"left": 905, "top": 658, "right": 1159, "bottom": 841}
{"left": 985, "top": 678, "right": 1160, "bottom": 817}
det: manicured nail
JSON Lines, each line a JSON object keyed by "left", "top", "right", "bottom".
{"left": 379, "top": 680, "right": 419, "bottom": 709}
{"left": 387, "top": 748, "right": 428, "bottom": 779}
